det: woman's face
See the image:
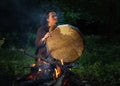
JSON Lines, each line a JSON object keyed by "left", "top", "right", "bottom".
{"left": 47, "top": 12, "right": 57, "bottom": 26}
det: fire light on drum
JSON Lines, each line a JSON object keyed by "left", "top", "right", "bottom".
{"left": 46, "top": 24, "right": 84, "bottom": 62}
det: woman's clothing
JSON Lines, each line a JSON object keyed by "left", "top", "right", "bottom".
{"left": 35, "top": 25, "right": 49, "bottom": 58}
{"left": 35, "top": 25, "right": 56, "bottom": 59}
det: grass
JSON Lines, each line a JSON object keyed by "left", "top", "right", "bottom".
{"left": 0, "top": 47, "right": 35, "bottom": 76}
{"left": 72, "top": 35, "right": 120, "bottom": 86}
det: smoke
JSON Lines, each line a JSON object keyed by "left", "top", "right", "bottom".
{"left": 0, "top": 0, "right": 63, "bottom": 32}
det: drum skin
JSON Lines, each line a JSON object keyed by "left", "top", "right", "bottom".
{"left": 46, "top": 24, "right": 84, "bottom": 62}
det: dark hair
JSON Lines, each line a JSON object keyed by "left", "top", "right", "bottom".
{"left": 40, "top": 10, "right": 56, "bottom": 26}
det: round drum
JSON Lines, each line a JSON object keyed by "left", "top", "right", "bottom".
{"left": 46, "top": 24, "right": 84, "bottom": 62}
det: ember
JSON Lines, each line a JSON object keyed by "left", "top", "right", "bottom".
{"left": 14, "top": 57, "right": 79, "bottom": 86}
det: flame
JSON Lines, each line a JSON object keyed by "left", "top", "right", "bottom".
{"left": 38, "top": 68, "right": 42, "bottom": 72}
{"left": 29, "top": 58, "right": 66, "bottom": 79}
{"left": 54, "top": 65, "right": 61, "bottom": 79}
{"left": 30, "top": 63, "right": 36, "bottom": 67}
{"left": 54, "top": 59, "right": 64, "bottom": 79}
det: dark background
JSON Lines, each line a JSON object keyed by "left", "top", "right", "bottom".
{"left": 0, "top": 0, "right": 120, "bottom": 86}
{"left": 0, "top": 0, "right": 120, "bottom": 47}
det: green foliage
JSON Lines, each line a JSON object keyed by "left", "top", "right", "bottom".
{"left": 72, "top": 35, "right": 120, "bottom": 86}
{"left": 72, "top": 62, "right": 120, "bottom": 86}
{"left": 26, "top": 32, "right": 36, "bottom": 47}
{"left": 0, "top": 33, "right": 120, "bottom": 85}
{"left": 62, "top": 10, "right": 81, "bottom": 24}
{"left": 0, "top": 32, "right": 36, "bottom": 76}
{"left": 0, "top": 47, "right": 35, "bottom": 77}
{"left": 1, "top": 32, "right": 36, "bottom": 48}
{"left": 77, "top": 35, "right": 120, "bottom": 65}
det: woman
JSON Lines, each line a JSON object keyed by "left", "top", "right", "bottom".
{"left": 35, "top": 11, "right": 57, "bottom": 60}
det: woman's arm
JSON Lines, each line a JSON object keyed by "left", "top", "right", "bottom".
{"left": 35, "top": 27, "right": 50, "bottom": 48}
{"left": 35, "top": 27, "right": 45, "bottom": 48}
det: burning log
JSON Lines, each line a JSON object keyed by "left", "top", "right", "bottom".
{"left": 13, "top": 47, "right": 83, "bottom": 85}
{"left": 13, "top": 48, "right": 78, "bottom": 86}
{"left": 16, "top": 48, "right": 61, "bottom": 65}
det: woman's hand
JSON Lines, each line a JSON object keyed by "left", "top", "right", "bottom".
{"left": 41, "top": 32, "right": 50, "bottom": 42}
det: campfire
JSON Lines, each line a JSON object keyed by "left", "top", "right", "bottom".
{"left": 14, "top": 55, "right": 77, "bottom": 86}
{"left": 27, "top": 58, "right": 64, "bottom": 81}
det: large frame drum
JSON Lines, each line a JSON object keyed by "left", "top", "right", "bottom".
{"left": 46, "top": 24, "right": 84, "bottom": 62}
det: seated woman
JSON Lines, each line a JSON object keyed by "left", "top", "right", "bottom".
{"left": 35, "top": 10, "right": 57, "bottom": 60}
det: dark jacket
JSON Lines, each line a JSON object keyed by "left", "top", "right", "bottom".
{"left": 35, "top": 25, "right": 49, "bottom": 58}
